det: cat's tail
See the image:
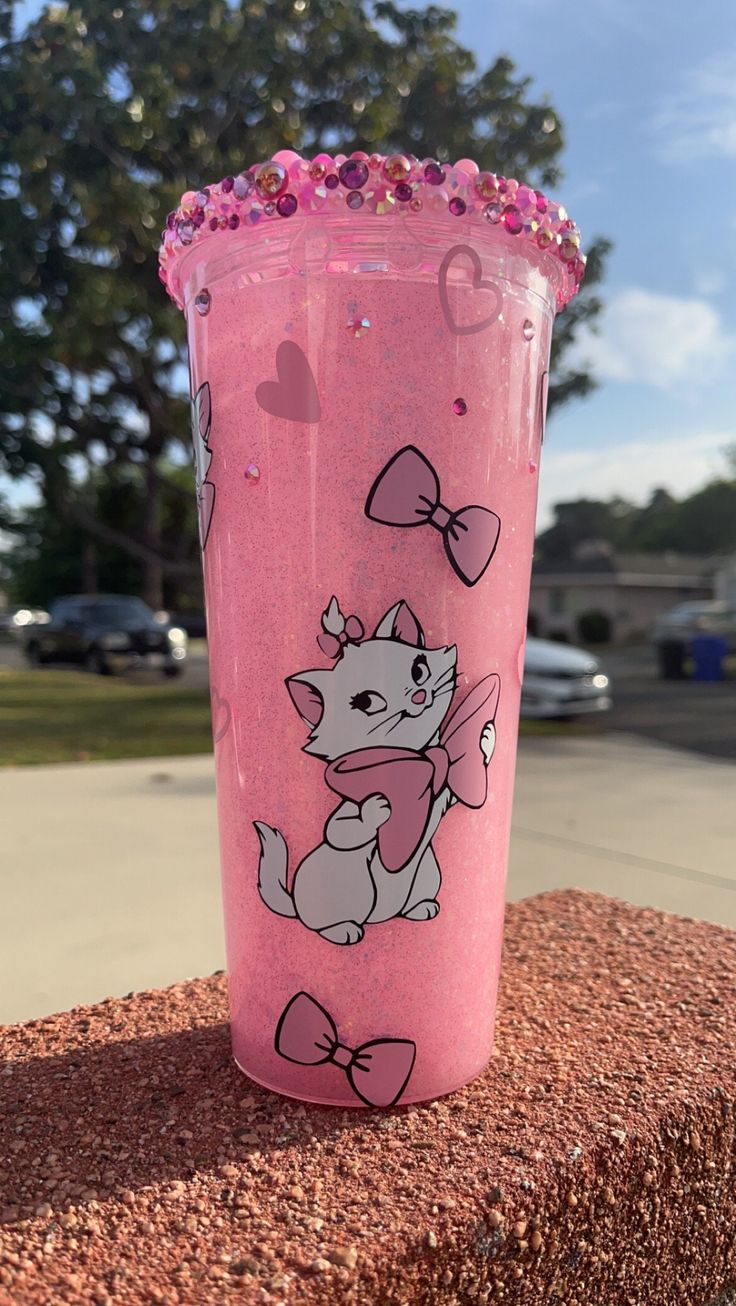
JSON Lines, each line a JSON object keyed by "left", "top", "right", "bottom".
{"left": 254, "top": 822, "right": 296, "bottom": 918}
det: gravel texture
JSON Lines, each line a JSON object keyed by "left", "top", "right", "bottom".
{"left": 2, "top": 888, "right": 736, "bottom": 1305}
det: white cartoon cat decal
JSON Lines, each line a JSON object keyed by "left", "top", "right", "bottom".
{"left": 256, "top": 597, "right": 500, "bottom": 946}
{"left": 191, "top": 380, "right": 215, "bottom": 548}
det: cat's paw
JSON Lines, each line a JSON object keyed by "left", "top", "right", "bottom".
{"left": 480, "top": 722, "right": 496, "bottom": 765}
{"left": 361, "top": 794, "right": 391, "bottom": 831}
{"left": 402, "top": 899, "right": 440, "bottom": 921}
{"left": 318, "top": 921, "right": 365, "bottom": 946}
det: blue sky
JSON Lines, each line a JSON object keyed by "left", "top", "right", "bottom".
{"left": 7, "top": 0, "right": 736, "bottom": 528}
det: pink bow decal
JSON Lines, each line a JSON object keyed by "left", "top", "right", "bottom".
{"left": 275, "top": 992, "right": 416, "bottom": 1108}
{"left": 317, "top": 615, "right": 364, "bottom": 659}
{"left": 365, "top": 445, "right": 501, "bottom": 587}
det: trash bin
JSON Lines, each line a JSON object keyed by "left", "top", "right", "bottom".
{"left": 690, "top": 631, "right": 729, "bottom": 682}
{"left": 657, "top": 640, "right": 687, "bottom": 680}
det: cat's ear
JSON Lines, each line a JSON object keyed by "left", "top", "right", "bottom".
{"left": 374, "top": 600, "right": 425, "bottom": 647}
{"left": 285, "top": 672, "right": 325, "bottom": 727}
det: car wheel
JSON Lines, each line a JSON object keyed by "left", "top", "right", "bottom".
{"left": 163, "top": 665, "right": 182, "bottom": 679}
{"left": 26, "top": 641, "right": 47, "bottom": 667}
{"left": 86, "top": 648, "right": 112, "bottom": 676}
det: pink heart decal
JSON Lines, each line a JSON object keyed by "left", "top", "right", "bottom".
{"left": 438, "top": 244, "right": 503, "bottom": 336}
{"left": 197, "top": 481, "right": 216, "bottom": 550}
{"left": 255, "top": 341, "right": 321, "bottom": 423}
{"left": 211, "top": 686, "right": 231, "bottom": 744}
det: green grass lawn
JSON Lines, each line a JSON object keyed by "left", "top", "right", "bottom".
{"left": 0, "top": 669, "right": 214, "bottom": 766}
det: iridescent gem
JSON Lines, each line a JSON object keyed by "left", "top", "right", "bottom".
{"left": 308, "top": 161, "right": 326, "bottom": 181}
{"left": 368, "top": 153, "right": 383, "bottom": 171}
{"left": 484, "top": 202, "right": 502, "bottom": 224}
{"left": 497, "top": 176, "right": 508, "bottom": 193}
{"left": 424, "top": 160, "right": 445, "bottom": 185}
{"left": 194, "top": 289, "right": 211, "bottom": 316}
{"left": 528, "top": 460, "right": 537, "bottom": 474}
{"left": 383, "top": 154, "right": 411, "bottom": 183}
{"left": 254, "top": 161, "right": 288, "bottom": 198}
{"left": 560, "top": 233, "right": 581, "bottom": 261}
{"left": 537, "top": 227, "right": 555, "bottom": 249}
{"left": 217, "top": 216, "right": 228, "bottom": 229}
{"left": 339, "top": 159, "right": 369, "bottom": 189}
{"left": 228, "top": 213, "right": 240, "bottom": 229}
{"left": 522, "top": 319, "right": 535, "bottom": 341}
{"left": 195, "top": 190, "right": 209, "bottom": 208}
{"left": 449, "top": 197, "right": 467, "bottom": 216}
{"left": 276, "top": 193, "right": 298, "bottom": 216}
{"left": 177, "top": 219, "right": 194, "bottom": 244}
{"left": 221, "top": 176, "right": 235, "bottom": 193}
{"left": 264, "top": 201, "right": 276, "bottom": 216}
{"left": 535, "top": 192, "right": 548, "bottom": 214}
{"left": 233, "top": 172, "right": 255, "bottom": 200}
{"left": 347, "top": 316, "right": 371, "bottom": 337}
{"left": 244, "top": 462, "right": 260, "bottom": 485}
{"left": 394, "top": 182, "right": 412, "bottom": 202}
{"left": 346, "top": 191, "right": 364, "bottom": 210}
{"left": 180, "top": 191, "right": 197, "bottom": 212}
{"left": 516, "top": 185, "right": 536, "bottom": 212}
{"left": 452, "top": 397, "right": 468, "bottom": 416}
{"left": 374, "top": 191, "right": 396, "bottom": 215}
{"left": 475, "top": 172, "right": 498, "bottom": 200}
{"left": 501, "top": 204, "right": 523, "bottom": 234}
{"left": 324, "top": 173, "right": 339, "bottom": 190}
{"left": 409, "top": 196, "right": 423, "bottom": 212}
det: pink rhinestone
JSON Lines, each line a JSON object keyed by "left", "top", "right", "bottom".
{"left": 208, "top": 216, "right": 219, "bottom": 231}
{"left": 475, "top": 172, "right": 499, "bottom": 200}
{"left": 449, "top": 197, "right": 467, "bottom": 216}
{"left": 194, "top": 190, "right": 209, "bottom": 207}
{"left": 324, "top": 173, "right": 339, "bottom": 190}
{"left": 264, "top": 201, "right": 275, "bottom": 216}
{"left": 339, "top": 159, "right": 369, "bottom": 189}
{"left": 394, "top": 182, "right": 412, "bottom": 202}
{"left": 276, "top": 193, "right": 298, "bottom": 216}
{"left": 177, "top": 220, "right": 194, "bottom": 244}
{"left": 221, "top": 176, "right": 234, "bottom": 193}
{"left": 308, "top": 161, "right": 326, "bottom": 181}
{"left": 484, "top": 203, "right": 502, "bottom": 224}
{"left": 165, "top": 211, "right": 177, "bottom": 230}
{"left": 535, "top": 192, "right": 548, "bottom": 214}
{"left": 501, "top": 205, "right": 523, "bottom": 234}
{"left": 528, "top": 460, "right": 537, "bottom": 474}
{"left": 452, "top": 398, "right": 468, "bottom": 416}
{"left": 346, "top": 191, "right": 364, "bottom": 209}
{"left": 244, "top": 463, "right": 260, "bottom": 485}
{"left": 409, "top": 196, "right": 423, "bottom": 212}
{"left": 424, "top": 160, "right": 445, "bottom": 185}
{"left": 228, "top": 213, "right": 240, "bottom": 229}
{"left": 368, "top": 153, "right": 383, "bottom": 171}
{"left": 516, "top": 185, "right": 536, "bottom": 212}
{"left": 537, "top": 227, "right": 555, "bottom": 249}
{"left": 192, "top": 209, "right": 205, "bottom": 227}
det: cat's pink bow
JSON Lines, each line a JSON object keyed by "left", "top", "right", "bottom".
{"left": 317, "top": 615, "right": 364, "bottom": 659}
{"left": 326, "top": 674, "right": 500, "bottom": 872}
{"left": 275, "top": 992, "right": 416, "bottom": 1108}
{"left": 365, "top": 445, "right": 500, "bottom": 587}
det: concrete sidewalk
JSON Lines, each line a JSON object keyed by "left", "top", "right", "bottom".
{"left": 2, "top": 733, "right": 735, "bottom": 1024}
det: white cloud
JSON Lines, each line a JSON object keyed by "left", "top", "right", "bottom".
{"left": 572, "top": 287, "right": 735, "bottom": 388}
{"left": 654, "top": 50, "right": 736, "bottom": 162}
{"left": 536, "top": 429, "right": 733, "bottom": 530}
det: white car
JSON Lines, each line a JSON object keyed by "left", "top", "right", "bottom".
{"left": 521, "top": 636, "right": 612, "bottom": 719}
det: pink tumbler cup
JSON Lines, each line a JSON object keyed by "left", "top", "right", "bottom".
{"left": 159, "top": 150, "right": 584, "bottom": 1107}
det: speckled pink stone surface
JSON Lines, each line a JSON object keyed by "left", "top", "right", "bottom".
{"left": 180, "top": 217, "right": 558, "bottom": 1104}
{"left": 2, "top": 891, "right": 736, "bottom": 1305}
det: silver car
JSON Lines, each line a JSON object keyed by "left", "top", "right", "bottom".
{"left": 521, "top": 636, "right": 612, "bottom": 719}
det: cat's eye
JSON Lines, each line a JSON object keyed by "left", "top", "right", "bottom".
{"left": 350, "top": 690, "right": 388, "bottom": 716}
{"left": 411, "top": 654, "right": 430, "bottom": 685}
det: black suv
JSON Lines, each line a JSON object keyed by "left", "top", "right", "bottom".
{"left": 23, "top": 594, "right": 188, "bottom": 677}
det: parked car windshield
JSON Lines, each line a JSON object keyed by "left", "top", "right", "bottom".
{"left": 83, "top": 600, "right": 153, "bottom": 624}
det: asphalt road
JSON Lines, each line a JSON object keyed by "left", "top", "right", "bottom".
{"left": 2, "top": 638, "right": 735, "bottom": 761}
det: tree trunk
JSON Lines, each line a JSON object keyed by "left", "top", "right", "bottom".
{"left": 141, "top": 460, "right": 163, "bottom": 610}
{"left": 81, "top": 537, "right": 98, "bottom": 594}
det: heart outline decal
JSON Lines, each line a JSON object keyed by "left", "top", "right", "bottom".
{"left": 438, "top": 244, "right": 503, "bottom": 337}
{"left": 255, "top": 341, "right": 321, "bottom": 423}
{"left": 211, "top": 686, "right": 232, "bottom": 744}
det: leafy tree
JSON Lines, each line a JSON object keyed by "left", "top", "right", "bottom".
{"left": 1, "top": 0, "right": 609, "bottom": 604}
